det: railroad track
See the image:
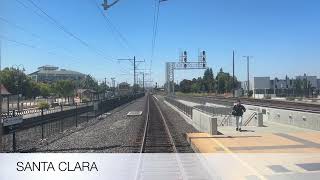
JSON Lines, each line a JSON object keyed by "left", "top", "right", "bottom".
{"left": 140, "top": 94, "right": 176, "bottom": 153}
{"left": 178, "top": 95, "right": 320, "bottom": 113}
{"left": 134, "top": 94, "right": 213, "bottom": 180}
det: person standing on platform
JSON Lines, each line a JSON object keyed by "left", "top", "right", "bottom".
{"left": 232, "top": 99, "right": 246, "bottom": 131}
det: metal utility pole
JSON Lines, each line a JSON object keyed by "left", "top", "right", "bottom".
{"left": 117, "top": 56, "right": 144, "bottom": 92}
{"left": 137, "top": 72, "right": 147, "bottom": 92}
{"left": 142, "top": 73, "right": 145, "bottom": 91}
{"left": 233, "top": 50, "right": 235, "bottom": 97}
{"left": 243, "top": 56, "right": 252, "bottom": 96}
{"left": 12, "top": 64, "right": 25, "bottom": 111}
{"left": 104, "top": 77, "right": 107, "bottom": 99}
{"left": 134, "top": 56, "right": 136, "bottom": 87}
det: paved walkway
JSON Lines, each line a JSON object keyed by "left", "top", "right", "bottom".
{"left": 170, "top": 96, "right": 320, "bottom": 179}
{"left": 186, "top": 124, "right": 320, "bottom": 179}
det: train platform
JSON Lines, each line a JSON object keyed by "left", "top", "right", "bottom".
{"left": 187, "top": 131, "right": 320, "bottom": 153}
{"left": 186, "top": 128, "right": 320, "bottom": 179}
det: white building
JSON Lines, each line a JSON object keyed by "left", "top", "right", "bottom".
{"left": 254, "top": 77, "right": 271, "bottom": 89}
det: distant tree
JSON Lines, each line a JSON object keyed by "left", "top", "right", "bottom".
{"left": 293, "top": 79, "right": 303, "bottom": 97}
{"left": 53, "top": 80, "right": 75, "bottom": 102}
{"left": 97, "top": 82, "right": 109, "bottom": 93}
{"left": 203, "top": 68, "right": 215, "bottom": 92}
{"left": 179, "top": 79, "right": 192, "bottom": 93}
{"left": 80, "top": 75, "right": 99, "bottom": 91}
{"left": 24, "top": 81, "right": 41, "bottom": 98}
{"left": 38, "top": 83, "right": 51, "bottom": 97}
{"left": 0, "top": 67, "right": 28, "bottom": 95}
{"left": 215, "top": 68, "right": 237, "bottom": 94}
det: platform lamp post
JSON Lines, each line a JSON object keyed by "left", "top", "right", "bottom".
{"left": 12, "top": 64, "right": 25, "bottom": 112}
{"left": 242, "top": 56, "right": 253, "bottom": 97}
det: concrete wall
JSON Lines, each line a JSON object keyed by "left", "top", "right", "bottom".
{"left": 243, "top": 104, "right": 320, "bottom": 131}
{"left": 192, "top": 108, "right": 217, "bottom": 135}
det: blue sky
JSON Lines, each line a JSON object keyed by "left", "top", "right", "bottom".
{"left": 1, "top": 0, "right": 320, "bottom": 86}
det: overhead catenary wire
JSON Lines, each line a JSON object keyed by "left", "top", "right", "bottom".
{"left": 0, "top": 35, "right": 126, "bottom": 79}
{"left": 11, "top": 0, "right": 136, "bottom": 82}
{"left": 0, "top": 34, "right": 89, "bottom": 65}
{"left": 90, "top": 0, "right": 129, "bottom": 51}
{"left": 22, "top": 0, "right": 112, "bottom": 62}
{"left": 90, "top": 0, "right": 143, "bottom": 59}
{"left": 0, "top": 16, "right": 39, "bottom": 38}
{"left": 0, "top": 16, "right": 86, "bottom": 62}
{"left": 150, "top": 0, "right": 160, "bottom": 71}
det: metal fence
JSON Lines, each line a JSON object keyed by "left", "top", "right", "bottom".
{"left": 1, "top": 93, "right": 145, "bottom": 152}
{"left": 164, "top": 97, "right": 193, "bottom": 118}
{"left": 193, "top": 105, "right": 232, "bottom": 116}
{"left": 164, "top": 96, "right": 235, "bottom": 127}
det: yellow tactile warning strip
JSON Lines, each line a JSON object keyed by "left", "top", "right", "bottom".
{"left": 186, "top": 132, "right": 320, "bottom": 153}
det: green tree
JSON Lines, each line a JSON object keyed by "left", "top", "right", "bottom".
{"left": 293, "top": 79, "right": 303, "bottom": 97}
{"left": 80, "top": 75, "right": 99, "bottom": 91}
{"left": 179, "top": 79, "right": 192, "bottom": 93}
{"left": 53, "top": 80, "right": 75, "bottom": 102}
{"left": 215, "top": 68, "right": 238, "bottom": 94}
{"left": 24, "top": 81, "right": 41, "bottom": 98}
{"left": 0, "top": 67, "right": 27, "bottom": 95}
{"left": 203, "top": 68, "right": 215, "bottom": 92}
{"left": 38, "top": 83, "right": 51, "bottom": 97}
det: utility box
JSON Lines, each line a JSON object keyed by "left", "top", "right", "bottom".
{"left": 210, "top": 118, "right": 218, "bottom": 135}
{"left": 257, "top": 113, "right": 263, "bottom": 127}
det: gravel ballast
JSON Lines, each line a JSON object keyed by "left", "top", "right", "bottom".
{"left": 37, "top": 96, "right": 147, "bottom": 153}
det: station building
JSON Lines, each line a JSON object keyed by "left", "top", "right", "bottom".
{"left": 29, "top": 65, "right": 85, "bottom": 83}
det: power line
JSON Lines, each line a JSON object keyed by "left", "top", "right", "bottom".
{"left": 150, "top": 0, "right": 167, "bottom": 84}
{"left": 0, "top": 16, "right": 84, "bottom": 62}
{"left": 150, "top": 0, "right": 160, "bottom": 70}
{"left": 90, "top": 0, "right": 128, "bottom": 50}
{"left": 0, "top": 16, "right": 39, "bottom": 38}
{"left": 0, "top": 35, "right": 91, "bottom": 67}
{"left": 90, "top": 0, "right": 140, "bottom": 56}
{"left": 21, "top": 0, "right": 112, "bottom": 61}
{"left": 1, "top": 34, "right": 129, "bottom": 79}
{"left": 0, "top": 35, "right": 36, "bottom": 49}
{"left": 12, "top": 0, "right": 134, "bottom": 80}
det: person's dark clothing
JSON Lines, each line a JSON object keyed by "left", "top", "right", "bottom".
{"left": 232, "top": 104, "right": 246, "bottom": 116}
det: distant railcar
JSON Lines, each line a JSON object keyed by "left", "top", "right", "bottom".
{"left": 118, "top": 82, "right": 131, "bottom": 96}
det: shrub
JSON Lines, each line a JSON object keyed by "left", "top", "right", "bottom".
{"left": 38, "top": 101, "right": 50, "bottom": 110}
{"left": 286, "top": 97, "right": 295, "bottom": 101}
